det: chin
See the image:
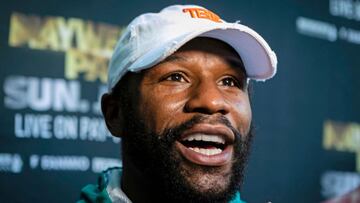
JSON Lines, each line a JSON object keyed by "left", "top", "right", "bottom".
{"left": 180, "top": 161, "right": 232, "bottom": 193}
{"left": 187, "top": 171, "right": 231, "bottom": 195}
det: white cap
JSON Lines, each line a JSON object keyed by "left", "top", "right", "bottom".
{"left": 108, "top": 4, "right": 278, "bottom": 91}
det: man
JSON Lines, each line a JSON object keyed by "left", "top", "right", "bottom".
{"left": 79, "top": 4, "right": 277, "bottom": 203}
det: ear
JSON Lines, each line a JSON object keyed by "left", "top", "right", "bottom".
{"left": 101, "top": 93, "right": 124, "bottom": 137}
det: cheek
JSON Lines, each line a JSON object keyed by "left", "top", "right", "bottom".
{"left": 231, "top": 95, "right": 252, "bottom": 135}
{"left": 138, "top": 87, "right": 186, "bottom": 134}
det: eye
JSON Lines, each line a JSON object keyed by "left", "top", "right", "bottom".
{"left": 219, "top": 77, "right": 240, "bottom": 88}
{"left": 164, "top": 73, "right": 187, "bottom": 82}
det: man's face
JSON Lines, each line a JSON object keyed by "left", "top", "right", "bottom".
{"left": 109, "top": 37, "right": 253, "bottom": 202}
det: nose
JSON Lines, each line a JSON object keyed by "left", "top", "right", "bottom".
{"left": 184, "top": 80, "right": 231, "bottom": 115}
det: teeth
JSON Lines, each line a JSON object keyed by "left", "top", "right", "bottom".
{"left": 183, "top": 134, "right": 225, "bottom": 144}
{"left": 188, "top": 147, "right": 222, "bottom": 156}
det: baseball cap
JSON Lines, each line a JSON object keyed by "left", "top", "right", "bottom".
{"left": 108, "top": 4, "right": 278, "bottom": 91}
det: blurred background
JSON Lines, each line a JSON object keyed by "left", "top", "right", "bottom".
{"left": 0, "top": 0, "right": 359, "bottom": 202}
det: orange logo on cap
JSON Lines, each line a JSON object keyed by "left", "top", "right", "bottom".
{"left": 182, "top": 8, "right": 222, "bottom": 23}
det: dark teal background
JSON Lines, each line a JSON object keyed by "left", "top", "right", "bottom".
{"left": 0, "top": 0, "right": 359, "bottom": 202}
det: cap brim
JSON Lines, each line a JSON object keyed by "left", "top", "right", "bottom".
{"left": 200, "top": 27, "right": 277, "bottom": 80}
{"left": 126, "top": 23, "right": 277, "bottom": 82}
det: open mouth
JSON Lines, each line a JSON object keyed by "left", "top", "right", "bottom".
{"left": 180, "top": 134, "right": 226, "bottom": 156}
{"left": 175, "top": 124, "right": 234, "bottom": 166}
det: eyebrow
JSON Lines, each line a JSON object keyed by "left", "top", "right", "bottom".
{"left": 224, "top": 56, "right": 248, "bottom": 79}
{"left": 225, "top": 56, "right": 245, "bottom": 71}
{"left": 158, "top": 54, "right": 247, "bottom": 76}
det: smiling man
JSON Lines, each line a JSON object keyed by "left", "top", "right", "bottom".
{"left": 79, "top": 4, "right": 277, "bottom": 203}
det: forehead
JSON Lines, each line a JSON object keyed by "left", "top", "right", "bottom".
{"left": 158, "top": 37, "right": 245, "bottom": 73}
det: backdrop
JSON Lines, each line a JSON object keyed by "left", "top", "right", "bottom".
{"left": 0, "top": 0, "right": 359, "bottom": 202}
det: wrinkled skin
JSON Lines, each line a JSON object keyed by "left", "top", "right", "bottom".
{"left": 102, "top": 37, "right": 253, "bottom": 203}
